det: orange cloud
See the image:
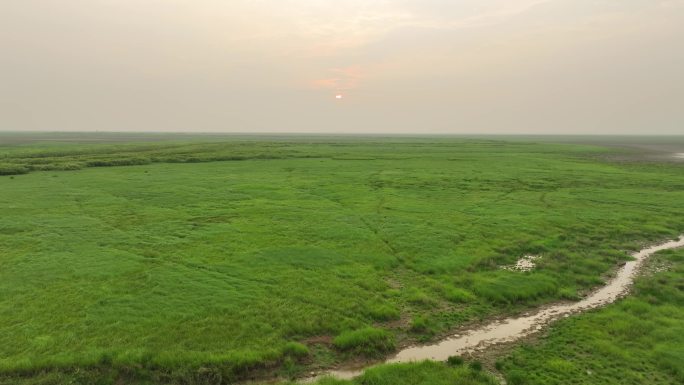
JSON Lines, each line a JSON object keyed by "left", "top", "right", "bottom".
{"left": 311, "top": 66, "right": 363, "bottom": 91}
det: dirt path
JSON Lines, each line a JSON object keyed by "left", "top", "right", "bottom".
{"left": 304, "top": 235, "right": 684, "bottom": 382}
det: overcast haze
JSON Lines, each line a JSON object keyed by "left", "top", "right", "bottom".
{"left": 1, "top": 0, "right": 683, "bottom": 134}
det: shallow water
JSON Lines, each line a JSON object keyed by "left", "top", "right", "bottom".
{"left": 306, "top": 236, "right": 684, "bottom": 382}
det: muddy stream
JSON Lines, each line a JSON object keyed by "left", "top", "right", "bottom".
{"left": 304, "top": 236, "right": 684, "bottom": 382}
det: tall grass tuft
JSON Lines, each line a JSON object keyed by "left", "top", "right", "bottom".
{"left": 333, "top": 328, "right": 396, "bottom": 356}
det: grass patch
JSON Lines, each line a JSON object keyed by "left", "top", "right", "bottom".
{"left": 472, "top": 273, "right": 559, "bottom": 304}
{"left": 296, "top": 361, "right": 497, "bottom": 385}
{"left": 348, "top": 360, "right": 496, "bottom": 384}
{"left": 333, "top": 328, "right": 396, "bottom": 356}
{"left": 365, "top": 303, "right": 401, "bottom": 322}
{"left": 500, "top": 248, "right": 684, "bottom": 384}
{"left": 282, "top": 342, "right": 310, "bottom": 358}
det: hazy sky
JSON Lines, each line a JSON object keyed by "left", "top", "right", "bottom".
{"left": 1, "top": 0, "right": 683, "bottom": 134}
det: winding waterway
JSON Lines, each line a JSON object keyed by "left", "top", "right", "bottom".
{"left": 305, "top": 236, "right": 684, "bottom": 382}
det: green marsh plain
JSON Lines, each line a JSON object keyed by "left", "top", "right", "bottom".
{"left": 0, "top": 134, "right": 682, "bottom": 384}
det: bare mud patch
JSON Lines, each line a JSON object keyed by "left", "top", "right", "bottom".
{"left": 501, "top": 255, "right": 541, "bottom": 272}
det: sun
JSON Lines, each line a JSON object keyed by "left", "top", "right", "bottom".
{"left": 335, "top": 94, "right": 343, "bottom": 100}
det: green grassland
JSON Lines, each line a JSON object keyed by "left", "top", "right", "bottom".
{"left": 302, "top": 361, "right": 499, "bottom": 385}
{"left": 0, "top": 135, "right": 682, "bottom": 384}
{"left": 498, "top": 247, "right": 684, "bottom": 385}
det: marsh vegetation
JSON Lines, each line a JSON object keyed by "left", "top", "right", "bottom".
{"left": 498, "top": 247, "right": 684, "bottom": 384}
{"left": 0, "top": 134, "right": 682, "bottom": 384}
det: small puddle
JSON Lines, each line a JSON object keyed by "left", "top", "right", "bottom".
{"left": 305, "top": 236, "right": 684, "bottom": 382}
